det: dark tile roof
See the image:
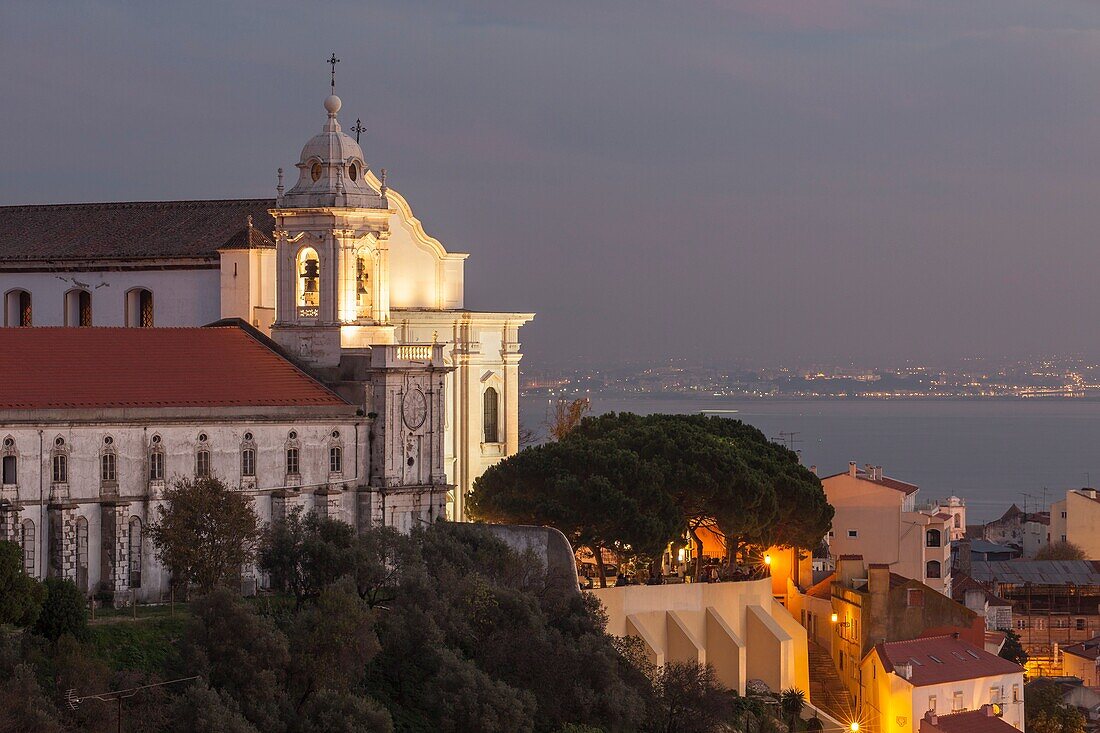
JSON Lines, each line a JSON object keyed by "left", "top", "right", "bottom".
{"left": 806, "top": 573, "right": 835, "bottom": 599}
{"left": 0, "top": 199, "right": 276, "bottom": 262}
{"left": 0, "top": 325, "right": 350, "bottom": 409}
{"left": 1063, "top": 636, "right": 1100, "bottom": 661}
{"left": 874, "top": 635, "right": 1024, "bottom": 687}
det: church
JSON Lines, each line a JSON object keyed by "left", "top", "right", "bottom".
{"left": 0, "top": 90, "right": 533, "bottom": 601}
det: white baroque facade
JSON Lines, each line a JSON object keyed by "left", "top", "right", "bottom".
{"left": 0, "top": 90, "right": 532, "bottom": 525}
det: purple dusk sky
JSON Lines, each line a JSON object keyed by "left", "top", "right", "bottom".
{"left": 3, "top": 1, "right": 1100, "bottom": 367}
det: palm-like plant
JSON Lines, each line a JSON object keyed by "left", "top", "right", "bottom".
{"left": 779, "top": 688, "right": 806, "bottom": 733}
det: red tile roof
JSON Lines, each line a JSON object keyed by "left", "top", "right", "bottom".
{"left": 0, "top": 199, "right": 275, "bottom": 262}
{"left": 820, "top": 468, "right": 920, "bottom": 495}
{"left": 873, "top": 635, "right": 1023, "bottom": 687}
{"left": 0, "top": 326, "right": 349, "bottom": 409}
{"left": 920, "top": 707, "right": 1020, "bottom": 733}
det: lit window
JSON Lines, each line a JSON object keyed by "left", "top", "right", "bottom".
{"left": 242, "top": 447, "right": 256, "bottom": 477}
{"left": 329, "top": 446, "right": 342, "bottom": 474}
{"left": 297, "top": 248, "right": 320, "bottom": 309}
{"left": 286, "top": 447, "right": 300, "bottom": 476}
{"left": 196, "top": 450, "right": 210, "bottom": 478}
{"left": 5, "top": 289, "right": 31, "bottom": 327}
{"left": 51, "top": 453, "right": 67, "bottom": 484}
{"left": 483, "top": 387, "right": 500, "bottom": 443}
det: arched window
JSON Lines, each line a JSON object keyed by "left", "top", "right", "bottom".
{"left": 195, "top": 450, "right": 210, "bottom": 478}
{"left": 2, "top": 436, "right": 15, "bottom": 485}
{"left": 954, "top": 514, "right": 961, "bottom": 529}
{"left": 51, "top": 452, "right": 67, "bottom": 484}
{"left": 483, "top": 387, "right": 500, "bottom": 443}
{"left": 5, "top": 289, "right": 31, "bottom": 327}
{"left": 926, "top": 560, "right": 942, "bottom": 579}
{"left": 76, "top": 516, "right": 89, "bottom": 593}
{"left": 126, "top": 288, "right": 154, "bottom": 327}
{"left": 241, "top": 446, "right": 256, "bottom": 478}
{"left": 149, "top": 440, "right": 165, "bottom": 482}
{"left": 926, "top": 529, "right": 941, "bottom": 548}
{"left": 286, "top": 447, "right": 300, "bottom": 476}
{"left": 101, "top": 452, "right": 116, "bottom": 483}
{"left": 21, "top": 519, "right": 35, "bottom": 575}
{"left": 65, "top": 289, "right": 92, "bottom": 326}
{"left": 128, "top": 517, "right": 142, "bottom": 588}
{"left": 329, "top": 446, "right": 342, "bottom": 474}
{"left": 355, "top": 252, "right": 371, "bottom": 318}
{"left": 297, "top": 247, "right": 320, "bottom": 312}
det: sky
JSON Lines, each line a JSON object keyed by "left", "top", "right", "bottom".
{"left": 3, "top": 1, "right": 1100, "bottom": 368}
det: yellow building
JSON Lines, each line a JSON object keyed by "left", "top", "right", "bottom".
{"left": 860, "top": 635, "right": 1024, "bottom": 733}
{"left": 1061, "top": 638, "right": 1100, "bottom": 686}
{"left": 1049, "top": 489, "right": 1100, "bottom": 558}
{"left": 822, "top": 463, "right": 953, "bottom": 595}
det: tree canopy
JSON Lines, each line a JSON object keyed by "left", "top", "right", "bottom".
{"left": 148, "top": 476, "right": 261, "bottom": 594}
{"left": 469, "top": 412, "right": 833, "bottom": 578}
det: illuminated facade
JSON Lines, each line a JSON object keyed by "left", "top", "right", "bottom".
{"left": 0, "top": 91, "right": 533, "bottom": 521}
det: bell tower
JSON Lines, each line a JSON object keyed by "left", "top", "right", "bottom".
{"left": 270, "top": 93, "right": 394, "bottom": 370}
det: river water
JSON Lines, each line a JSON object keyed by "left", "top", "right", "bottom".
{"left": 519, "top": 395, "right": 1100, "bottom": 522}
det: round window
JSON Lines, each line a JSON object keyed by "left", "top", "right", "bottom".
{"left": 152, "top": 435, "right": 161, "bottom": 444}
{"left": 288, "top": 430, "right": 298, "bottom": 440}
{"left": 104, "top": 436, "right": 113, "bottom": 445}
{"left": 310, "top": 162, "right": 322, "bottom": 182}
{"left": 55, "top": 437, "right": 65, "bottom": 447}
{"left": 331, "top": 430, "right": 340, "bottom": 439}
{"left": 198, "top": 432, "right": 208, "bottom": 442}
{"left": 348, "top": 164, "right": 358, "bottom": 182}
{"left": 244, "top": 431, "right": 253, "bottom": 441}
{"left": 3, "top": 437, "right": 13, "bottom": 448}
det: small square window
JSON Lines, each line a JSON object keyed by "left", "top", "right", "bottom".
{"left": 907, "top": 589, "right": 924, "bottom": 607}
{"left": 847, "top": 530, "right": 858, "bottom": 538}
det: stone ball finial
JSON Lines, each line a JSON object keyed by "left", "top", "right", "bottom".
{"left": 324, "top": 94, "right": 342, "bottom": 115}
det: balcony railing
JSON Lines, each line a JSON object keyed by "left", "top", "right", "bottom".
{"left": 297, "top": 306, "right": 319, "bottom": 319}
{"left": 396, "top": 345, "right": 433, "bottom": 361}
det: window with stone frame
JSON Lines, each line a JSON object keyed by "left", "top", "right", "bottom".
{"left": 329, "top": 445, "right": 342, "bottom": 474}
{"left": 149, "top": 449, "right": 165, "bottom": 482}
{"left": 241, "top": 447, "right": 256, "bottom": 477}
{"left": 101, "top": 452, "right": 117, "bottom": 484}
{"left": 2, "top": 437, "right": 15, "bottom": 485}
{"left": 286, "top": 447, "right": 300, "bottom": 476}
{"left": 196, "top": 450, "right": 211, "bottom": 478}
{"left": 5, "top": 289, "right": 32, "bottom": 327}
{"left": 483, "top": 386, "right": 500, "bottom": 443}
{"left": 21, "top": 519, "right": 34, "bottom": 574}
{"left": 51, "top": 452, "right": 67, "bottom": 484}
{"left": 128, "top": 517, "right": 142, "bottom": 588}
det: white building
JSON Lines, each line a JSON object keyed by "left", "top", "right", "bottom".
{"left": 861, "top": 635, "right": 1025, "bottom": 733}
{"left": 0, "top": 91, "right": 533, "bottom": 523}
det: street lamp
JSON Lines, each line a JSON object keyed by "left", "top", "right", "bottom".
{"left": 850, "top": 722, "right": 860, "bottom": 732}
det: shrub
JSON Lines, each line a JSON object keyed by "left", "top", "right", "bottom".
{"left": 33, "top": 578, "right": 88, "bottom": 641}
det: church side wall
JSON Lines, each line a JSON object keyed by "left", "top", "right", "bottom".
{"left": 1, "top": 417, "right": 361, "bottom": 602}
{"left": 0, "top": 268, "right": 220, "bottom": 327}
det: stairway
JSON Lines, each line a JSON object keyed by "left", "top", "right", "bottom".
{"left": 807, "top": 641, "right": 855, "bottom": 724}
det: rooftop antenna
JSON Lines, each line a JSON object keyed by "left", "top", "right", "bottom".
{"left": 327, "top": 52, "right": 340, "bottom": 93}
{"left": 776, "top": 431, "right": 802, "bottom": 451}
{"left": 351, "top": 118, "right": 366, "bottom": 144}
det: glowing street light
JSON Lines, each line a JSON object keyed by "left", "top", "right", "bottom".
{"left": 850, "top": 722, "right": 860, "bottom": 732}
{"left": 831, "top": 612, "right": 839, "bottom": 623}
{"left": 763, "top": 554, "right": 772, "bottom": 566}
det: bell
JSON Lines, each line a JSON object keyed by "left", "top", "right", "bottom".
{"left": 300, "top": 259, "right": 319, "bottom": 293}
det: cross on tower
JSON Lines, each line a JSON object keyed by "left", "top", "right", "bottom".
{"left": 351, "top": 117, "right": 366, "bottom": 143}
{"left": 327, "top": 52, "right": 340, "bottom": 92}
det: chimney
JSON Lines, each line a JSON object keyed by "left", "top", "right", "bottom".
{"left": 964, "top": 588, "right": 986, "bottom": 613}
{"left": 982, "top": 704, "right": 995, "bottom": 717}
{"left": 924, "top": 710, "right": 938, "bottom": 726}
{"left": 875, "top": 465, "right": 883, "bottom": 481}
{"left": 956, "top": 539, "right": 972, "bottom": 577}
{"left": 849, "top": 461, "right": 858, "bottom": 477}
{"left": 868, "top": 563, "right": 891, "bottom": 597}
{"left": 951, "top": 631, "right": 960, "bottom": 640}
{"left": 897, "top": 662, "right": 913, "bottom": 680}
{"left": 837, "top": 555, "right": 866, "bottom": 588}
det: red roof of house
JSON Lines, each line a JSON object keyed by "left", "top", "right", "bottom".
{"left": 0, "top": 326, "right": 349, "bottom": 409}
{"left": 1063, "top": 636, "right": 1100, "bottom": 661}
{"left": 920, "top": 707, "right": 1020, "bottom": 733}
{"left": 820, "top": 468, "right": 920, "bottom": 495}
{"left": 873, "top": 635, "right": 1023, "bottom": 687}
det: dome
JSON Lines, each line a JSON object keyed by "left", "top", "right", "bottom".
{"left": 281, "top": 95, "right": 387, "bottom": 209}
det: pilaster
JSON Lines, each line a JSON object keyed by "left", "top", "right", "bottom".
{"left": 47, "top": 502, "right": 78, "bottom": 583}
{"left": 99, "top": 502, "right": 131, "bottom": 599}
